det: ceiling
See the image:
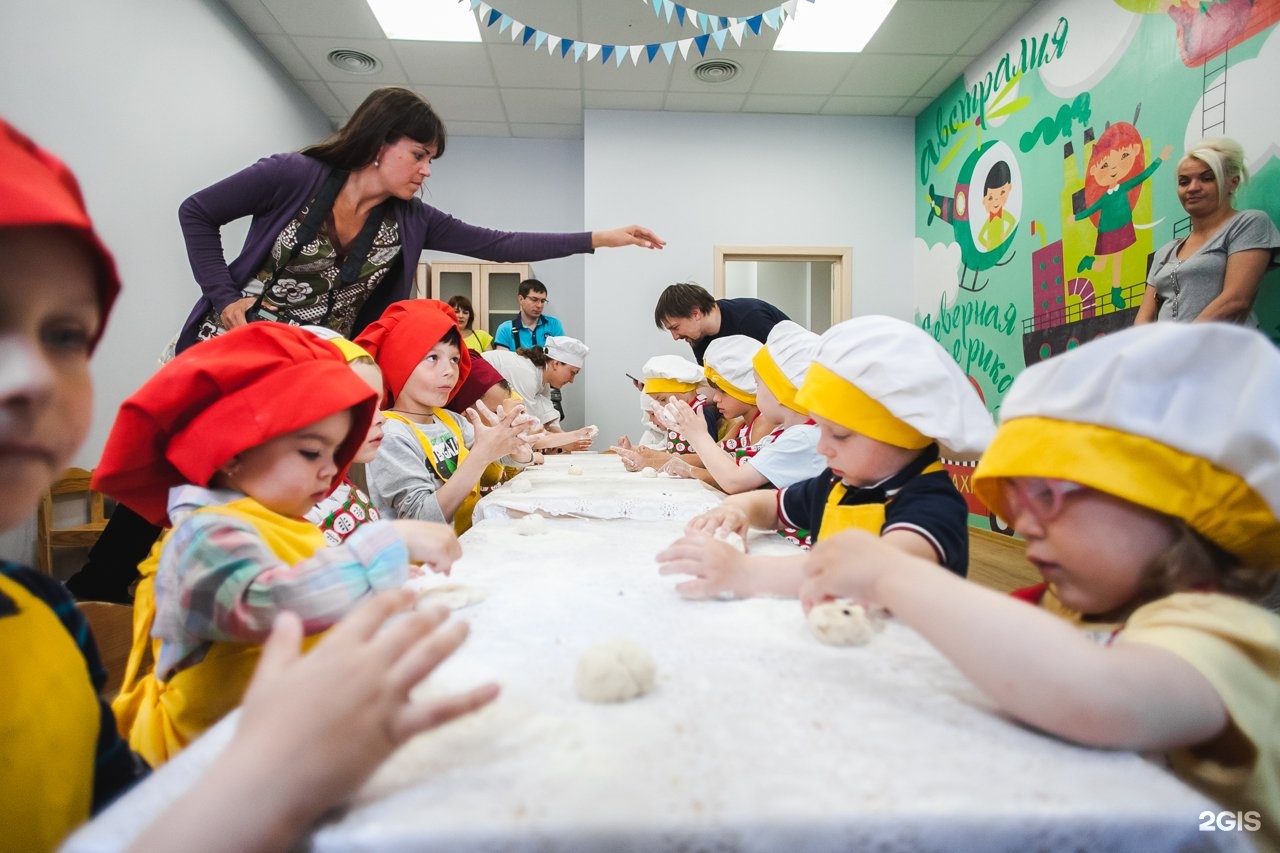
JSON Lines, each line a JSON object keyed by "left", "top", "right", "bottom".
{"left": 222, "top": 0, "right": 1037, "bottom": 138}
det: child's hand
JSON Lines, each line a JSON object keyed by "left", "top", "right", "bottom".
{"left": 611, "top": 445, "right": 647, "bottom": 472}
{"left": 668, "top": 400, "right": 708, "bottom": 439}
{"left": 565, "top": 427, "right": 595, "bottom": 452}
{"left": 466, "top": 404, "right": 533, "bottom": 463}
{"left": 685, "top": 504, "right": 749, "bottom": 538}
{"left": 798, "top": 528, "right": 894, "bottom": 614}
{"left": 390, "top": 520, "right": 462, "bottom": 575}
{"left": 659, "top": 456, "right": 695, "bottom": 478}
{"left": 210, "top": 591, "right": 499, "bottom": 842}
{"left": 656, "top": 533, "right": 748, "bottom": 599}
{"left": 615, "top": 435, "right": 633, "bottom": 450}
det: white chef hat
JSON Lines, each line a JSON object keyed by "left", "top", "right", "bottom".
{"left": 545, "top": 335, "right": 589, "bottom": 368}
{"left": 642, "top": 353, "right": 704, "bottom": 393}
{"left": 752, "top": 321, "right": 820, "bottom": 415}
{"left": 795, "top": 315, "right": 994, "bottom": 457}
{"left": 974, "top": 322, "right": 1280, "bottom": 568}
{"left": 702, "top": 336, "right": 761, "bottom": 405}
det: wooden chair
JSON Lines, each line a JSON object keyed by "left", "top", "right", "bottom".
{"left": 78, "top": 601, "right": 135, "bottom": 699}
{"left": 36, "top": 467, "right": 108, "bottom": 576}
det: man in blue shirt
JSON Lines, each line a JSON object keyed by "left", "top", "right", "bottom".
{"left": 492, "top": 279, "right": 564, "bottom": 351}
{"left": 654, "top": 281, "right": 790, "bottom": 365}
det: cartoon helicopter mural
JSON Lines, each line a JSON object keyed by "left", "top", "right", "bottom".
{"left": 925, "top": 139, "right": 1023, "bottom": 293}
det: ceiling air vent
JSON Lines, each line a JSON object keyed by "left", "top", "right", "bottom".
{"left": 327, "top": 49, "right": 382, "bottom": 75}
{"left": 692, "top": 59, "right": 740, "bottom": 84}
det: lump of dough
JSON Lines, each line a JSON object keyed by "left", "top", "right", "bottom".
{"left": 415, "top": 583, "right": 484, "bottom": 611}
{"left": 807, "top": 600, "right": 878, "bottom": 646}
{"left": 504, "top": 476, "right": 533, "bottom": 493}
{"left": 567, "top": 464, "right": 584, "bottom": 476}
{"left": 516, "top": 512, "right": 546, "bottom": 536}
{"left": 712, "top": 528, "right": 746, "bottom": 552}
{"left": 640, "top": 466, "right": 659, "bottom": 478}
{"left": 575, "top": 639, "right": 657, "bottom": 703}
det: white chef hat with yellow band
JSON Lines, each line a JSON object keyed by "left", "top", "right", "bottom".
{"left": 795, "top": 315, "right": 994, "bottom": 458}
{"left": 642, "top": 353, "right": 704, "bottom": 393}
{"left": 973, "top": 322, "right": 1280, "bottom": 568}
{"left": 703, "top": 335, "right": 760, "bottom": 405}
{"left": 753, "top": 320, "right": 820, "bottom": 415}
{"left": 303, "top": 325, "right": 375, "bottom": 364}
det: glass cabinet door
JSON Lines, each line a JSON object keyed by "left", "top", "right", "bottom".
{"left": 482, "top": 266, "right": 531, "bottom": 336}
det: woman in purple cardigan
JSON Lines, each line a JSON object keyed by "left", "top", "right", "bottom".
{"left": 174, "top": 86, "right": 664, "bottom": 352}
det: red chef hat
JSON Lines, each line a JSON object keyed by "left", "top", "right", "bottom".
{"left": 93, "top": 323, "right": 377, "bottom": 526}
{"left": 0, "top": 119, "right": 120, "bottom": 348}
{"left": 354, "top": 299, "right": 471, "bottom": 406}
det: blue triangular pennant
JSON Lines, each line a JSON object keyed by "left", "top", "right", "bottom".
{"left": 763, "top": 8, "right": 780, "bottom": 29}
{"left": 661, "top": 41, "right": 676, "bottom": 62}
{"left": 645, "top": 43, "right": 660, "bottom": 62}
{"left": 522, "top": 27, "right": 536, "bottom": 45}
{"left": 560, "top": 38, "right": 574, "bottom": 57}
{"left": 601, "top": 44, "right": 615, "bottom": 63}
{"left": 694, "top": 33, "right": 710, "bottom": 55}
{"left": 534, "top": 30, "right": 548, "bottom": 49}
{"left": 719, "top": 16, "right": 729, "bottom": 28}
{"left": 746, "top": 15, "right": 762, "bottom": 35}
{"left": 487, "top": 9, "right": 501, "bottom": 27}
{"left": 675, "top": 5, "right": 686, "bottom": 26}
{"left": 712, "top": 28, "right": 727, "bottom": 49}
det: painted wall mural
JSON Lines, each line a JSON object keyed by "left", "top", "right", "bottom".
{"left": 912, "top": 0, "right": 1280, "bottom": 531}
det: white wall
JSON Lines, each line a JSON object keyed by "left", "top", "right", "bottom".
{"left": 581, "top": 110, "right": 915, "bottom": 446}
{"left": 418, "top": 136, "right": 587, "bottom": 425}
{"left": 0, "top": 0, "right": 329, "bottom": 562}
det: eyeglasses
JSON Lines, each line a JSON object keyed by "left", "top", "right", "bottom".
{"left": 1000, "top": 477, "right": 1085, "bottom": 526}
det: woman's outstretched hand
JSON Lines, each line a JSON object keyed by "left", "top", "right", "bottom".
{"left": 592, "top": 226, "right": 666, "bottom": 250}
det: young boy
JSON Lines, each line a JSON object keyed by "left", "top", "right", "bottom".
{"left": 659, "top": 315, "right": 992, "bottom": 598}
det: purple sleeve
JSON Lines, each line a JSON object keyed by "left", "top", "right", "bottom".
{"left": 177, "top": 154, "right": 306, "bottom": 313}
{"left": 416, "top": 204, "right": 594, "bottom": 262}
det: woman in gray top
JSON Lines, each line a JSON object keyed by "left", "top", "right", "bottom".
{"left": 1136, "top": 137, "right": 1279, "bottom": 325}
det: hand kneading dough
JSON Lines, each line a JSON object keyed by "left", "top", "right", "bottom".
{"left": 808, "top": 600, "right": 878, "bottom": 646}
{"left": 516, "top": 513, "right": 546, "bottom": 535}
{"left": 567, "top": 464, "right": 584, "bottom": 476}
{"left": 640, "top": 466, "right": 659, "bottom": 478}
{"left": 575, "top": 639, "right": 657, "bottom": 703}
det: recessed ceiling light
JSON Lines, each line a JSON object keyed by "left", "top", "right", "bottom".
{"left": 367, "top": 0, "right": 481, "bottom": 42}
{"left": 327, "top": 49, "right": 382, "bottom": 74}
{"left": 692, "top": 59, "right": 740, "bottom": 84}
{"left": 773, "top": 0, "right": 896, "bottom": 53}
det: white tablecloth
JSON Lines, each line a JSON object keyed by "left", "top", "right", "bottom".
{"left": 63, "top": 518, "right": 1243, "bottom": 853}
{"left": 473, "top": 452, "right": 724, "bottom": 522}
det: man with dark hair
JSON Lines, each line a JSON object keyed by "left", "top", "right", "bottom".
{"left": 654, "top": 281, "right": 790, "bottom": 364}
{"left": 492, "top": 279, "right": 565, "bottom": 351}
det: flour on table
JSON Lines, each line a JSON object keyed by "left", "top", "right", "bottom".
{"left": 415, "top": 583, "right": 485, "bottom": 611}
{"left": 517, "top": 513, "right": 547, "bottom": 535}
{"left": 575, "top": 638, "right": 657, "bottom": 703}
{"left": 640, "top": 467, "right": 658, "bottom": 478}
{"left": 807, "top": 600, "right": 880, "bottom": 646}
{"left": 504, "top": 476, "right": 533, "bottom": 493}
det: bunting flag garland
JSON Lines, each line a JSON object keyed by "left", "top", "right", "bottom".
{"left": 462, "top": 0, "right": 818, "bottom": 68}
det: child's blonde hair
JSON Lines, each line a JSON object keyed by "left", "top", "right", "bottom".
{"left": 1137, "top": 518, "right": 1276, "bottom": 605}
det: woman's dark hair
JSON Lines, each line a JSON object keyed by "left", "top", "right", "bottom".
{"left": 302, "top": 87, "right": 447, "bottom": 170}
{"left": 654, "top": 281, "right": 716, "bottom": 328}
{"left": 448, "top": 294, "right": 476, "bottom": 330}
{"left": 517, "top": 346, "right": 549, "bottom": 368}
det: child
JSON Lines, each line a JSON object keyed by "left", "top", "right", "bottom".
{"left": 800, "top": 322, "right": 1280, "bottom": 847}
{"left": 0, "top": 119, "right": 496, "bottom": 851}
{"left": 95, "top": 323, "right": 467, "bottom": 766}
{"left": 301, "top": 328, "right": 387, "bottom": 544}
{"left": 358, "top": 300, "right": 534, "bottom": 533}
{"left": 482, "top": 339, "right": 596, "bottom": 453}
{"left": 641, "top": 353, "right": 721, "bottom": 454}
{"left": 660, "top": 315, "right": 992, "bottom": 598}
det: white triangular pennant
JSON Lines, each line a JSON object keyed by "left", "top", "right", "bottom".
{"left": 587, "top": 43, "right": 601, "bottom": 61}
{"left": 547, "top": 35, "right": 561, "bottom": 55}
{"left": 782, "top": 0, "right": 799, "bottom": 19}
{"left": 677, "top": 37, "right": 692, "bottom": 59}
{"left": 629, "top": 44, "right": 644, "bottom": 64}
{"left": 477, "top": 2, "right": 490, "bottom": 19}
{"left": 729, "top": 21, "right": 745, "bottom": 45}
{"left": 510, "top": 23, "right": 523, "bottom": 41}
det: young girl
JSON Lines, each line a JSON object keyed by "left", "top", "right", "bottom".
{"left": 358, "top": 300, "right": 534, "bottom": 533}
{"left": 800, "top": 322, "right": 1280, "bottom": 846}
{"left": 660, "top": 316, "right": 991, "bottom": 597}
{"left": 1075, "top": 122, "right": 1171, "bottom": 305}
{"left": 1, "top": 120, "right": 495, "bottom": 851}
{"left": 302, "top": 328, "right": 387, "bottom": 544}
{"left": 95, "top": 322, "right": 466, "bottom": 766}
{"left": 640, "top": 353, "right": 721, "bottom": 455}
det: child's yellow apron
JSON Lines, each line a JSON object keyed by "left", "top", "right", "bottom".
{"left": 0, "top": 574, "right": 100, "bottom": 852}
{"left": 816, "top": 462, "right": 944, "bottom": 542}
{"left": 112, "top": 498, "right": 325, "bottom": 766}
{"left": 383, "top": 409, "right": 502, "bottom": 534}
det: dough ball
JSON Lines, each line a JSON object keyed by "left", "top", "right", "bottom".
{"left": 415, "top": 583, "right": 484, "bottom": 611}
{"left": 516, "top": 512, "right": 546, "bottom": 536}
{"left": 807, "top": 600, "right": 878, "bottom": 646}
{"left": 583, "top": 424, "right": 600, "bottom": 438}
{"left": 640, "top": 466, "right": 659, "bottom": 479}
{"left": 567, "top": 464, "right": 584, "bottom": 476}
{"left": 575, "top": 639, "right": 657, "bottom": 703}
{"left": 712, "top": 528, "right": 746, "bottom": 552}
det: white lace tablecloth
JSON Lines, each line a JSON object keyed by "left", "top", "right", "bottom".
{"left": 63, "top": 519, "right": 1245, "bottom": 853}
{"left": 474, "top": 452, "right": 724, "bottom": 521}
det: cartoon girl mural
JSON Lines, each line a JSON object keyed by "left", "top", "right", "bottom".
{"left": 1074, "top": 122, "right": 1171, "bottom": 308}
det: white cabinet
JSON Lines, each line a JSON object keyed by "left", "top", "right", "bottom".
{"left": 416, "top": 262, "right": 534, "bottom": 337}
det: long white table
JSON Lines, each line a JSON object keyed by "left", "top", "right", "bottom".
{"left": 63, "top": 509, "right": 1242, "bottom": 852}
{"left": 473, "top": 451, "right": 724, "bottom": 522}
